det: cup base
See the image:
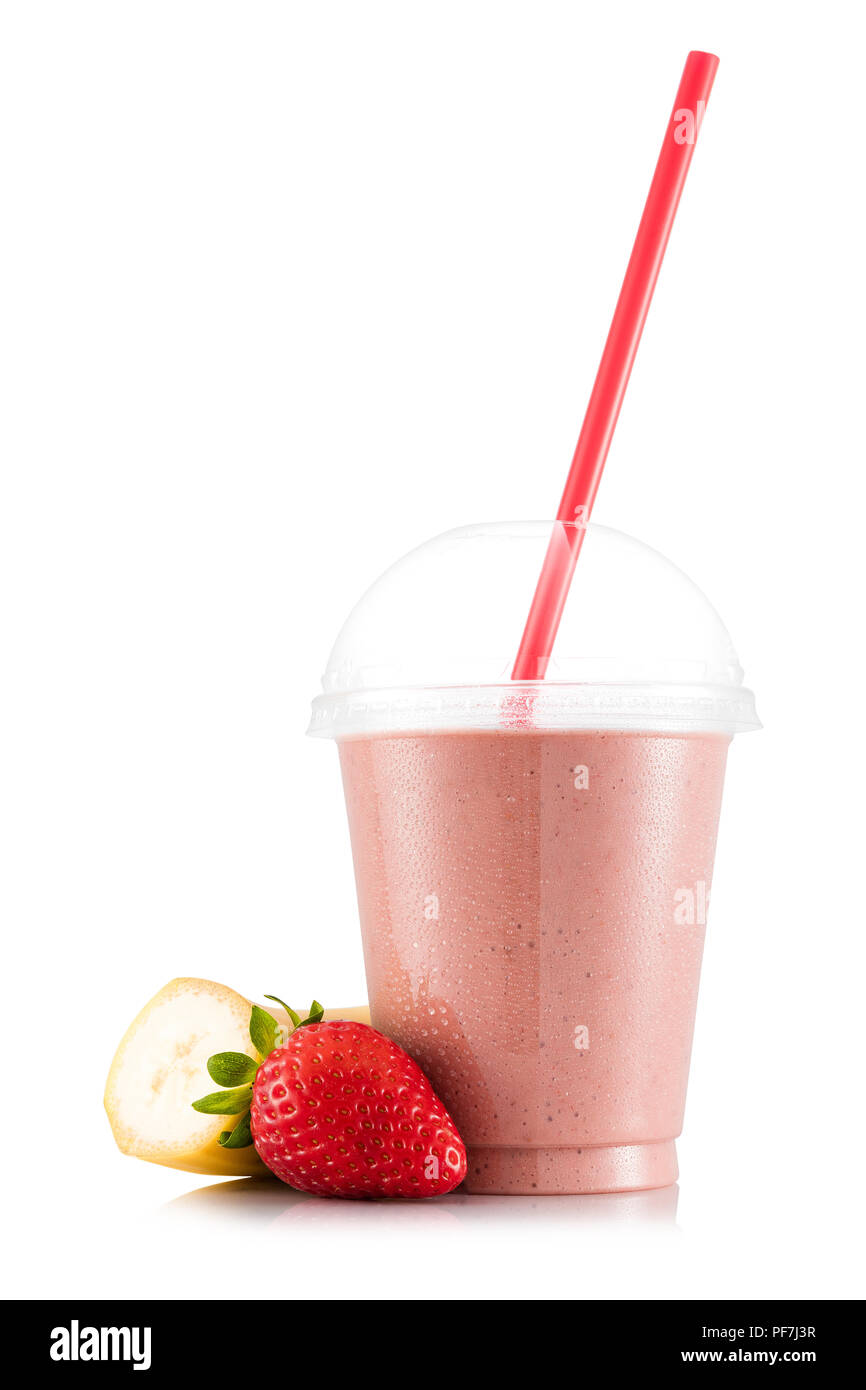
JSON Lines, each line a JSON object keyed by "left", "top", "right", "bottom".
{"left": 463, "top": 1140, "right": 678, "bottom": 1195}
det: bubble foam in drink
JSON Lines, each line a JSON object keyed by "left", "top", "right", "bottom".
{"left": 310, "top": 523, "right": 759, "bottom": 1194}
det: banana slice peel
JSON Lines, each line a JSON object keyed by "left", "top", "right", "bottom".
{"left": 104, "top": 977, "right": 370, "bottom": 1176}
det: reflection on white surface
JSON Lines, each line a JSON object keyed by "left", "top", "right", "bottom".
{"left": 163, "top": 1177, "right": 678, "bottom": 1229}
{"left": 440, "top": 1185, "right": 678, "bottom": 1225}
{"left": 162, "top": 1177, "right": 307, "bottom": 1222}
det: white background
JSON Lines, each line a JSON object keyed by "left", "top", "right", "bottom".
{"left": 2, "top": 0, "right": 864, "bottom": 1302}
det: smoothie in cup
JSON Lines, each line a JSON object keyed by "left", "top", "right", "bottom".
{"left": 310, "top": 523, "right": 759, "bottom": 1193}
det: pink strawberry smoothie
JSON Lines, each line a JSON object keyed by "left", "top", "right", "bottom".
{"left": 339, "top": 730, "right": 729, "bottom": 1194}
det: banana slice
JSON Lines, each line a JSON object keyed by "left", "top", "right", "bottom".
{"left": 104, "top": 977, "right": 370, "bottom": 1176}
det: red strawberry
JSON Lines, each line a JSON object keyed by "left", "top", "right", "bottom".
{"left": 193, "top": 996, "right": 467, "bottom": 1198}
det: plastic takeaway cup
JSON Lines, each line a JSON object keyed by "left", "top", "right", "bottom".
{"left": 309, "top": 522, "right": 759, "bottom": 1194}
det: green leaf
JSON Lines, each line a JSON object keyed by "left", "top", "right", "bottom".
{"left": 297, "top": 1000, "right": 325, "bottom": 1028}
{"left": 264, "top": 995, "right": 301, "bottom": 1030}
{"left": 207, "top": 1052, "right": 258, "bottom": 1088}
{"left": 218, "top": 1112, "right": 253, "bottom": 1149}
{"left": 191, "top": 1085, "right": 253, "bottom": 1116}
{"left": 249, "top": 1004, "right": 283, "bottom": 1059}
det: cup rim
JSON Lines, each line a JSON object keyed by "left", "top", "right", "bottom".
{"left": 308, "top": 680, "right": 761, "bottom": 739}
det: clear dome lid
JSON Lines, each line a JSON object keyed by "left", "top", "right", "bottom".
{"left": 309, "top": 522, "right": 759, "bottom": 737}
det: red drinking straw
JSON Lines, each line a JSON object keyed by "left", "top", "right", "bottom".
{"left": 511, "top": 51, "right": 719, "bottom": 681}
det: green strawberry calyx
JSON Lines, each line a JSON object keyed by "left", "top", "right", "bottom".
{"left": 191, "top": 995, "right": 324, "bottom": 1149}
